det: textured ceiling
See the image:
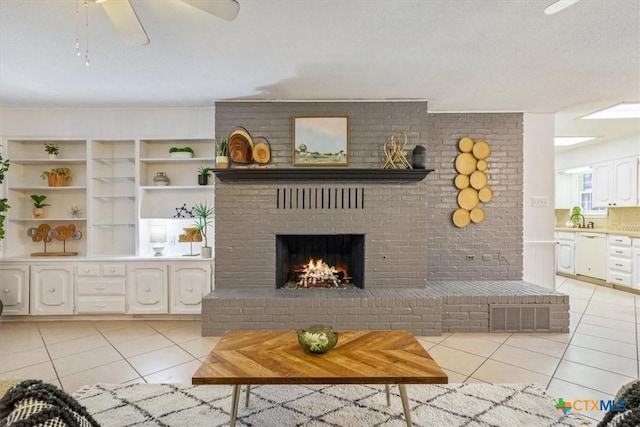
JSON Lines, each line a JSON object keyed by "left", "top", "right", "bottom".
{"left": 1, "top": 0, "right": 639, "bottom": 144}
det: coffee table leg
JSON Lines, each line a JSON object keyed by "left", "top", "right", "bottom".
{"left": 245, "top": 384, "right": 251, "bottom": 407}
{"left": 385, "top": 384, "right": 391, "bottom": 406}
{"left": 398, "top": 384, "right": 413, "bottom": 427}
{"left": 230, "top": 384, "right": 241, "bottom": 427}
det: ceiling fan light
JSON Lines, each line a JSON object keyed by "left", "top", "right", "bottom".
{"left": 544, "top": 0, "right": 581, "bottom": 15}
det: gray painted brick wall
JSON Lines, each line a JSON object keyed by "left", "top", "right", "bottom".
{"left": 214, "top": 102, "right": 523, "bottom": 286}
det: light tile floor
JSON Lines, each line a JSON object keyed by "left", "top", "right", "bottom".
{"left": 1, "top": 276, "right": 637, "bottom": 424}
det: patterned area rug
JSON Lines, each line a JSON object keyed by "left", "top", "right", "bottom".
{"left": 73, "top": 383, "right": 594, "bottom": 427}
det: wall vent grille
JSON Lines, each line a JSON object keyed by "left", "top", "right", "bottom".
{"left": 489, "top": 304, "right": 551, "bottom": 332}
{"left": 276, "top": 187, "right": 364, "bottom": 210}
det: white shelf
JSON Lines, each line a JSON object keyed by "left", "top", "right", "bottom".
{"left": 140, "top": 185, "right": 210, "bottom": 190}
{"left": 92, "top": 177, "right": 135, "bottom": 183}
{"left": 10, "top": 186, "right": 87, "bottom": 191}
{"left": 92, "top": 195, "right": 136, "bottom": 200}
{"left": 93, "top": 223, "right": 135, "bottom": 227}
{"left": 9, "top": 218, "right": 87, "bottom": 222}
{"left": 10, "top": 159, "right": 86, "bottom": 165}
{"left": 140, "top": 157, "right": 217, "bottom": 164}
{"left": 93, "top": 157, "right": 135, "bottom": 164}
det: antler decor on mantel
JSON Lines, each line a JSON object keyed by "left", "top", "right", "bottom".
{"left": 382, "top": 131, "right": 412, "bottom": 169}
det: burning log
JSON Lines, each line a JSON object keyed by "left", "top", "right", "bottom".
{"left": 295, "top": 258, "right": 350, "bottom": 288}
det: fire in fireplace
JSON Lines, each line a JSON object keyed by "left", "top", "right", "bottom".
{"left": 276, "top": 234, "right": 365, "bottom": 289}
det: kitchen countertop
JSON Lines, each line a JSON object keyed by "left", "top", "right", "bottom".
{"left": 555, "top": 227, "right": 640, "bottom": 238}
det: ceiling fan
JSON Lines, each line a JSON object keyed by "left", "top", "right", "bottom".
{"left": 96, "top": 0, "right": 240, "bottom": 45}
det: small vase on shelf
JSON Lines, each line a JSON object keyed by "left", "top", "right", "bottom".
{"left": 48, "top": 154, "right": 58, "bottom": 160}
{"left": 216, "top": 156, "right": 229, "bottom": 169}
{"left": 153, "top": 172, "right": 170, "bottom": 186}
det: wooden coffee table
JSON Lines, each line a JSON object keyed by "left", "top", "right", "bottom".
{"left": 192, "top": 330, "right": 447, "bottom": 426}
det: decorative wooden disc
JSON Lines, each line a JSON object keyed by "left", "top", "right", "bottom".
{"left": 479, "top": 187, "right": 494, "bottom": 203}
{"left": 457, "top": 187, "right": 479, "bottom": 210}
{"left": 455, "top": 153, "right": 477, "bottom": 175}
{"left": 453, "top": 208, "right": 471, "bottom": 228}
{"left": 477, "top": 159, "right": 488, "bottom": 171}
{"left": 470, "top": 170, "right": 488, "bottom": 190}
{"left": 454, "top": 174, "right": 470, "bottom": 190}
{"left": 472, "top": 140, "right": 491, "bottom": 160}
{"left": 458, "top": 137, "right": 474, "bottom": 153}
{"left": 252, "top": 138, "right": 271, "bottom": 165}
{"left": 470, "top": 207, "right": 485, "bottom": 223}
{"left": 229, "top": 134, "right": 253, "bottom": 164}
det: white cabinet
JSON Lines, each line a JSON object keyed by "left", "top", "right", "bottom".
{"left": 76, "top": 263, "right": 126, "bottom": 314}
{"left": 0, "top": 264, "right": 30, "bottom": 315}
{"left": 554, "top": 173, "right": 580, "bottom": 209}
{"left": 592, "top": 158, "right": 639, "bottom": 207}
{"left": 556, "top": 232, "right": 575, "bottom": 275}
{"left": 575, "top": 232, "right": 607, "bottom": 280}
{"left": 127, "top": 263, "right": 168, "bottom": 314}
{"left": 30, "top": 264, "right": 74, "bottom": 315}
{"left": 607, "top": 235, "right": 633, "bottom": 286}
{"left": 169, "top": 263, "right": 211, "bottom": 314}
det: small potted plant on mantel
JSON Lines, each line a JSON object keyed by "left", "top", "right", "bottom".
{"left": 197, "top": 166, "right": 211, "bottom": 185}
{"left": 216, "top": 138, "right": 229, "bottom": 169}
{"left": 193, "top": 201, "right": 214, "bottom": 258}
{"left": 30, "top": 194, "right": 49, "bottom": 218}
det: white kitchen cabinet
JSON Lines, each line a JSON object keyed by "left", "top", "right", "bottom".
{"left": 556, "top": 232, "right": 575, "bottom": 275}
{"left": 30, "top": 264, "right": 74, "bottom": 315}
{"left": 607, "top": 235, "right": 633, "bottom": 286}
{"left": 0, "top": 264, "right": 30, "bottom": 315}
{"left": 554, "top": 173, "right": 580, "bottom": 209}
{"left": 575, "top": 232, "right": 607, "bottom": 280}
{"left": 169, "top": 262, "right": 211, "bottom": 314}
{"left": 127, "top": 263, "right": 168, "bottom": 314}
{"left": 592, "top": 157, "right": 639, "bottom": 207}
{"left": 76, "top": 263, "right": 126, "bottom": 314}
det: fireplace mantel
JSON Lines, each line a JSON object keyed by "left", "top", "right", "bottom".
{"left": 212, "top": 168, "right": 434, "bottom": 182}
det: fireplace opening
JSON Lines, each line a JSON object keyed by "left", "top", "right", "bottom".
{"left": 276, "top": 234, "right": 364, "bottom": 289}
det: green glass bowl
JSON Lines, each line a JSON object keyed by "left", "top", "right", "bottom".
{"left": 297, "top": 325, "right": 339, "bottom": 354}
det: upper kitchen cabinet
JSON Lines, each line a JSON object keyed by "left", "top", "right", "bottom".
{"left": 555, "top": 172, "right": 580, "bottom": 209}
{"left": 592, "top": 157, "right": 639, "bottom": 208}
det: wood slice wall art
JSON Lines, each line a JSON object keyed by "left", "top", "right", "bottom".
{"left": 453, "top": 137, "right": 492, "bottom": 228}
{"left": 228, "top": 127, "right": 272, "bottom": 166}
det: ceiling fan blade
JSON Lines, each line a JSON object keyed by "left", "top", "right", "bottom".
{"left": 181, "top": 0, "right": 240, "bottom": 21}
{"left": 101, "top": 0, "right": 150, "bottom": 45}
{"left": 544, "top": 0, "right": 581, "bottom": 15}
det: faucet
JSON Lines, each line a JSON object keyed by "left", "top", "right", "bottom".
{"left": 573, "top": 214, "right": 586, "bottom": 228}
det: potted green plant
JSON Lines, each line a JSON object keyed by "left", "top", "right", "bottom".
{"left": 197, "top": 166, "right": 211, "bottom": 185}
{"left": 193, "top": 201, "right": 214, "bottom": 258}
{"left": 44, "top": 142, "right": 59, "bottom": 159}
{"left": 169, "top": 147, "right": 194, "bottom": 158}
{"left": 30, "top": 194, "right": 50, "bottom": 218}
{"left": 0, "top": 148, "right": 10, "bottom": 240}
{"left": 41, "top": 167, "right": 71, "bottom": 187}
{"left": 216, "top": 138, "right": 229, "bottom": 169}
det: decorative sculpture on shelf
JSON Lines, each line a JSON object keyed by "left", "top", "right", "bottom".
{"left": 178, "top": 227, "right": 202, "bottom": 256}
{"left": 27, "top": 223, "right": 82, "bottom": 256}
{"left": 382, "top": 131, "right": 412, "bottom": 169}
{"left": 173, "top": 204, "right": 194, "bottom": 218}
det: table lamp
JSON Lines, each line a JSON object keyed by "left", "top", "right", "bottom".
{"left": 150, "top": 225, "right": 167, "bottom": 256}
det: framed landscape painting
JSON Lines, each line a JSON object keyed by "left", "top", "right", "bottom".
{"left": 293, "top": 116, "right": 349, "bottom": 166}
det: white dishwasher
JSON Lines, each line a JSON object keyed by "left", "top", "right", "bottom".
{"left": 575, "top": 232, "right": 607, "bottom": 280}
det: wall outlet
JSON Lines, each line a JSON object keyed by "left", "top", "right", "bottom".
{"left": 466, "top": 255, "right": 475, "bottom": 261}
{"left": 531, "top": 196, "right": 548, "bottom": 207}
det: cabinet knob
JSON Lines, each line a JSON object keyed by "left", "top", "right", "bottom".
{"left": 3, "top": 289, "right": 10, "bottom": 293}
{"left": 84, "top": 269, "right": 90, "bottom": 273}
{"left": 144, "top": 287, "right": 151, "bottom": 292}
{"left": 110, "top": 269, "right": 115, "bottom": 273}
{"left": 96, "top": 303, "right": 107, "bottom": 308}
{"left": 49, "top": 288, "right": 56, "bottom": 293}
{"left": 187, "top": 287, "right": 193, "bottom": 292}
{"left": 96, "top": 286, "right": 106, "bottom": 290}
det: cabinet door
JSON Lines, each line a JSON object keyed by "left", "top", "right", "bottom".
{"left": 0, "top": 265, "right": 30, "bottom": 315}
{"left": 127, "top": 264, "right": 168, "bottom": 314}
{"left": 169, "top": 263, "right": 211, "bottom": 314}
{"left": 30, "top": 265, "right": 74, "bottom": 315}
{"left": 613, "top": 158, "right": 638, "bottom": 206}
{"left": 592, "top": 162, "right": 613, "bottom": 208}
{"left": 556, "top": 242, "right": 575, "bottom": 275}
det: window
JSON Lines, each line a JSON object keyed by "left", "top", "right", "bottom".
{"left": 579, "top": 172, "right": 605, "bottom": 214}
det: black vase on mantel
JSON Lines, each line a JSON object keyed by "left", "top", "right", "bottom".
{"left": 412, "top": 145, "right": 427, "bottom": 169}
